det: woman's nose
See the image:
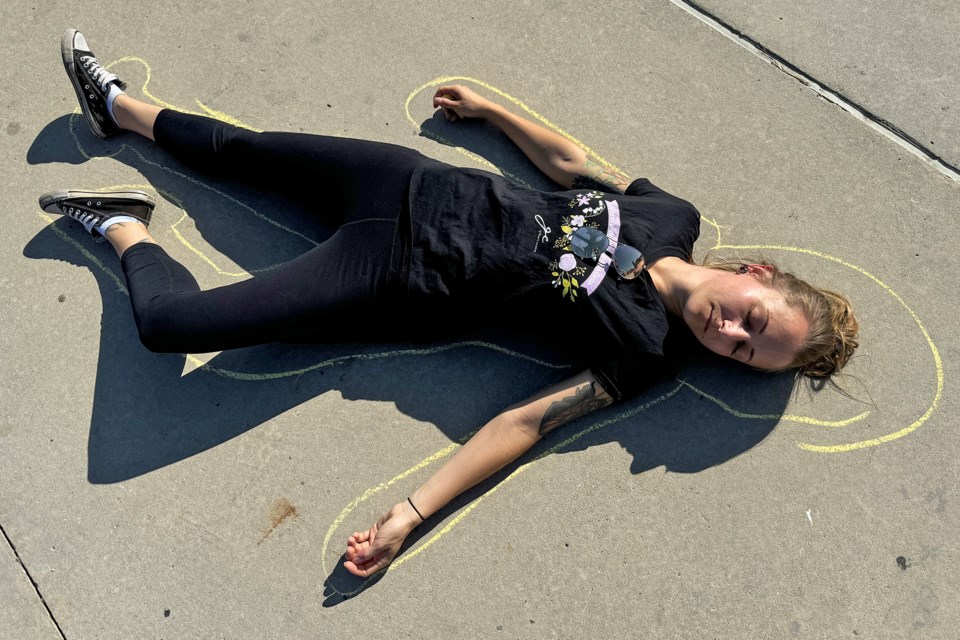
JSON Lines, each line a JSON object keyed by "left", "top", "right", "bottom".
{"left": 719, "top": 320, "right": 749, "bottom": 340}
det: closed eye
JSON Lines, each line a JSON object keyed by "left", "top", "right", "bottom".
{"left": 731, "top": 341, "right": 756, "bottom": 363}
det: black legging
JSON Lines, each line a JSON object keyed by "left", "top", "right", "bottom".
{"left": 122, "top": 110, "right": 434, "bottom": 353}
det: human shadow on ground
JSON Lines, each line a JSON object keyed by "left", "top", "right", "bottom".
{"left": 320, "top": 355, "right": 789, "bottom": 604}
{"left": 27, "top": 113, "right": 797, "bottom": 598}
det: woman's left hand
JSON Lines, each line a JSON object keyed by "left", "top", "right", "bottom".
{"left": 433, "top": 84, "right": 495, "bottom": 122}
{"left": 343, "top": 501, "right": 420, "bottom": 577}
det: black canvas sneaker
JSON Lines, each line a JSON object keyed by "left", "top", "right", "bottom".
{"left": 61, "top": 29, "right": 127, "bottom": 138}
{"left": 39, "top": 190, "right": 155, "bottom": 236}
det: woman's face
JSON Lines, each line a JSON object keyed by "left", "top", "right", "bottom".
{"left": 683, "top": 266, "right": 809, "bottom": 370}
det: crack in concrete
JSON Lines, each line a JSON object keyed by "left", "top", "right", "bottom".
{"left": 0, "top": 522, "right": 68, "bottom": 640}
{"left": 669, "top": 0, "right": 960, "bottom": 184}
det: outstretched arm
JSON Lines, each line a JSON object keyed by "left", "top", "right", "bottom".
{"left": 343, "top": 369, "right": 613, "bottom": 577}
{"left": 433, "top": 84, "right": 633, "bottom": 193}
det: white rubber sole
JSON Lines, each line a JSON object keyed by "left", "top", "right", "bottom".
{"left": 38, "top": 189, "right": 155, "bottom": 214}
{"left": 61, "top": 28, "right": 109, "bottom": 138}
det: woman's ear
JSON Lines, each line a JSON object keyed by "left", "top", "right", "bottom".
{"left": 745, "top": 263, "right": 775, "bottom": 278}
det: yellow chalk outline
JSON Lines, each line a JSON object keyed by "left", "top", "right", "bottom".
{"left": 698, "top": 215, "right": 941, "bottom": 451}
{"left": 44, "top": 63, "right": 941, "bottom": 584}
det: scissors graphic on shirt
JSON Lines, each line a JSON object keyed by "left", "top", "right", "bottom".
{"left": 534, "top": 214, "right": 551, "bottom": 251}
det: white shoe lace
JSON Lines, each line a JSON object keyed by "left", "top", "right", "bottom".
{"left": 65, "top": 205, "right": 101, "bottom": 232}
{"left": 79, "top": 55, "right": 119, "bottom": 92}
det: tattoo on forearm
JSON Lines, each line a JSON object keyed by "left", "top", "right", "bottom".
{"left": 572, "top": 159, "right": 631, "bottom": 194}
{"left": 538, "top": 381, "right": 613, "bottom": 435}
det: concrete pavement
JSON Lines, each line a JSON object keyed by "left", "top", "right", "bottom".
{"left": 2, "top": 1, "right": 957, "bottom": 638}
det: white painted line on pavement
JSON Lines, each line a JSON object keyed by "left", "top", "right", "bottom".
{"left": 668, "top": 0, "right": 960, "bottom": 184}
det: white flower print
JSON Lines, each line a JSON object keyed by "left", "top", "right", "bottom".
{"left": 550, "top": 259, "right": 586, "bottom": 301}
{"left": 558, "top": 253, "right": 577, "bottom": 272}
{"left": 570, "top": 194, "right": 606, "bottom": 217}
{"left": 569, "top": 214, "right": 586, "bottom": 228}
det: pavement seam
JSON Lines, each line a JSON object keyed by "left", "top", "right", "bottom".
{"left": 0, "top": 523, "right": 68, "bottom": 640}
{"left": 669, "top": 0, "right": 960, "bottom": 184}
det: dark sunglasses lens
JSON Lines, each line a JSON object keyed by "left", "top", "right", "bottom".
{"left": 569, "top": 227, "right": 609, "bottom": 259}
{"left": 613, "top": 244, "right": 645, "bottom": 279}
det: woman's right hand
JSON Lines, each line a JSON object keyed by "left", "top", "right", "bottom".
{"left": 433, "top": 84, "right": 496, "bottom": 122}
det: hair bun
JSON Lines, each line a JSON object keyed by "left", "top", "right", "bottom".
{"left": 800, "top": 290, "right": 859, "bottom": 378}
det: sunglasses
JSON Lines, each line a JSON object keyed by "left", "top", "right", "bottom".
{"left": 569, "top": 226, "right": 645, "bottom": 280}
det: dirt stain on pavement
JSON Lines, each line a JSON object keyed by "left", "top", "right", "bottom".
{"left": 258, "top": 497, "right": 299, "bottom": 544}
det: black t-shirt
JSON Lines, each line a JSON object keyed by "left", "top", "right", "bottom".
{"left": 403, "top": 162, "right": 701, "bottom": 402}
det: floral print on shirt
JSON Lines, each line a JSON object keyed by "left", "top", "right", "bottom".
{"left": 546, "top": 191, "right": 608, "bottom": 301}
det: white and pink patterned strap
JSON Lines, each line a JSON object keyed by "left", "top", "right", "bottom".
{"left": 580, "top": 200, "right": 620, "bottom": 295}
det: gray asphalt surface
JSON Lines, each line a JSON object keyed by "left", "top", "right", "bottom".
{"left": 690, "top": 0, "right": 960, "bottom": 171}
{"left": 2, "top": 1, "right": 957, "bottom": 638}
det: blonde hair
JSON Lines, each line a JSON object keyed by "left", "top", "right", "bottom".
{"left": 703, "top": 258, "right": 859, "bottom": 377}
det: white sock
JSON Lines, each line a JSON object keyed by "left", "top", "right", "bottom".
{"left": 105, "top": 83, "right": 125, "bottom": 126}
{"left": 93, "top": 216, "right": 141, "bottom": 236}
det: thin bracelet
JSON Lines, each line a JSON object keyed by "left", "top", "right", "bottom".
{"left": 407, "top": 496, "right": 425, "bottom": 522}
